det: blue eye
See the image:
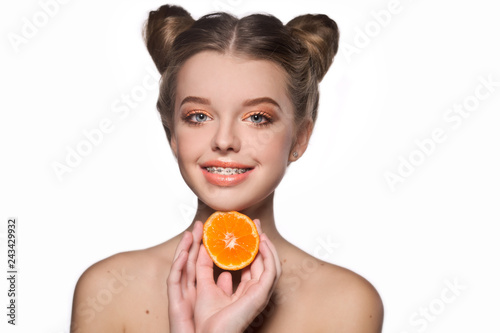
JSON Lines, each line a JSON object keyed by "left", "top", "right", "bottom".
{"left": 250, "top": 114, "right": 265, "bottom": 124}
{"left": 244, "top": 112, "right": 272, "bottom": 126}
{"left": 183, "top": 111, "right": 212, "bottom": 125}
{"left": 194, "top": 113, "right": 208, "bottom": 122}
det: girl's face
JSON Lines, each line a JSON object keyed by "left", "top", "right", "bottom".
{"left": 170, "top": 51, "right": 307, "bottom": 211}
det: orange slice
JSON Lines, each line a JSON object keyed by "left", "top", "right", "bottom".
{"left": 203, "top": 211, "right": 260, "bottom": 271}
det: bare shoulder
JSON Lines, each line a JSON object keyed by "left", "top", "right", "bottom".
{"left": 273, "top": 244, "right": 383, "bottom": 332}
{"left": 71, "top": 235, "right": 181, "bottom": 333}
{"left": 309, "top": 259, "right": 384, "bottom": 332}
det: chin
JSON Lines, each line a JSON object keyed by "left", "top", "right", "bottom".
{"left": 198, "top": 189, "right": 272, "bottom": 214}
{"left": 200, "top": 198, "right": 248, "bottom": 212}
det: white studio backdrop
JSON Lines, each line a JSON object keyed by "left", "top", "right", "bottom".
{"left": 1, "top": 0, "right": 499, "bottom": 332}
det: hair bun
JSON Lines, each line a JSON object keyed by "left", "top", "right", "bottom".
{"left": 143, "top": 5, "right": 195, "bottom": 73}
{"left": 287, "top": 14, "right": 339, "bottom": 82}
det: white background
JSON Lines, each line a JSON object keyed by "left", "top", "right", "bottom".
{"left": 1, "top": 0, "right": 499, "bottom": 332}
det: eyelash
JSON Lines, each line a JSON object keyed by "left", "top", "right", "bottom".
{"left": 182, "top": 110, "right": 212, "bottom": 126}
{"left": 181, "top": 110, "right": 273, "bottom": 127}
{"left": 243, "top": 111, "right": 273, "bottom": 127}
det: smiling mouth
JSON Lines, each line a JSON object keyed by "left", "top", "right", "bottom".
{"left": 205, "top": 167, "right": 251, "bottom": 175}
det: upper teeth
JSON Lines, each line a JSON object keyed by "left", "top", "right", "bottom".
{"left": 206, "top": 167, "right": 249, "bottom": 175}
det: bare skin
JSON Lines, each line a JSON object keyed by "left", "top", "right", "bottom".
{"left": 71, "top": 52, "right": 383, "bottom": 332}
{"left": 71, "top": 194, "right": 383, "bottom": 333}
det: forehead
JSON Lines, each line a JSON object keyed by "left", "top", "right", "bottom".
{"left": 175, "top": 51, "right": 292, "bottom": 110}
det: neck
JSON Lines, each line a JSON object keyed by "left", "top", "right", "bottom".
{"left": 190, "top": 192, "right": 283, "bottom": 243}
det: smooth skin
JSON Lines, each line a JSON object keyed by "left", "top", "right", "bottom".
{"left": 71, "top": 51, "right": 383, "bottom": 332}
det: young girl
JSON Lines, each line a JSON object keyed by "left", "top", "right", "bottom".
{"left": 71, "top": 4, "right": 383, "bottom": 332}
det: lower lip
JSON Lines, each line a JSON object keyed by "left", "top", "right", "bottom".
{"left": 201, "top": 168, "right": 253, "bottom": 187}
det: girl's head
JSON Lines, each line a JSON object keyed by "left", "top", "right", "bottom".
{"left": 144, "top": 4, "right": 339, "bottom": 143}
{"left": 143, "top": 5, "right": 339, "bottom": 211}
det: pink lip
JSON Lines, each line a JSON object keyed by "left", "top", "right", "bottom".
{"left": 200, "top": 160, "right": 254, "bottom": 187}
{"left": 200, "top": 160, "right": 253, "bottom": 169}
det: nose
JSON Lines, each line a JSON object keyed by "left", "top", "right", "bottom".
{"left": 211, "top": 119, "right": 241, "bottom": 153}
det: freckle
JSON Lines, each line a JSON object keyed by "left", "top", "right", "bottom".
{"left": 283, "top": 259, "right": 287, "bottom": 263}
{"left": 146, "top": 310, "right": 149, "bottom": 314}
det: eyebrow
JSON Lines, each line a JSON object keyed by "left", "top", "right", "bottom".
{"left": 243, "top": 97, "right": 281, "bottom": 109}
{"left": 179, "top": 96, "right": 281, "bottom": 110}
{"left": 180, "top": 96, "right": 211, "bottom": 107}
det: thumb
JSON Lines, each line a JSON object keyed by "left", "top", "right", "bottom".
{"left": 216, "top": 271, "right": 233, "bottom": 296}
{"left": 196, "top": 245, "right": 215, "bottom": 287}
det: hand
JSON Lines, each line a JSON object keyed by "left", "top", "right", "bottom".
{"left": 194, "top": 220, "right": 281, "bottom": 333}
{"left": 167, "top": 221, "right": 204, "bottom": 333}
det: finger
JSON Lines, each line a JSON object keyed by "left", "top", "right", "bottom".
{"left": 192, "top": 220, "right": 203, "bottom": 241}
{"left": 240, "top": 264, "right": 252, "bottom": 283}
{"left": 186, "top": 221, "right": 203, "bottom": 285}
{"left": 240, "top": 232, "right": 266, "bottom": 285}
{"left": 260, "top": 233, "right": 281, "bottom": 278}
{"left": 173, "top": 232, "right": 194, "bottom": 291}
{"left": 173, "top": 231, "right": 193, "bottom": 262}
{"left": 250, "top": 232, "right": 274, "bottom": 279}
{"left": 249, "top": 249, "right": 264, "bottom": 279}
{"left": 258, "top": 238, "right": 279, "bottom": 291}
{"left": 233, "top": 240, "right": 276, "bottom": 311}
{"left": 253, "top": 219, "right": 262, "bottom": 234}
{"left": 232, "top": 242, "right": 276, "bottom": 317}
{"left": 195, "top": 246, "right": 216, "bottom": 288}
{"left": 167, "top": 250, "right": 188, "bottom": 301}
{"left": 216, "top": 271, "right": 233, "bottom": 296}
{"left": 235, "top": 250, "right": 263, "bottom": 298}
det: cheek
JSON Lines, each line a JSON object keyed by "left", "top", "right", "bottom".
{"left": 175, "top": 129, "right": 206, "bottom": 163}
{"left": 246, "top": 125, "right": 293, "bottom": 164}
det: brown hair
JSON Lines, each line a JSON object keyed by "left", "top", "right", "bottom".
{"left": 143, "top": 4, "right": 339, "bottom": 142}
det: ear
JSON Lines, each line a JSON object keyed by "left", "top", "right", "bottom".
{"left": 289, "top": 120, "right": 313, "bottom": 162}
